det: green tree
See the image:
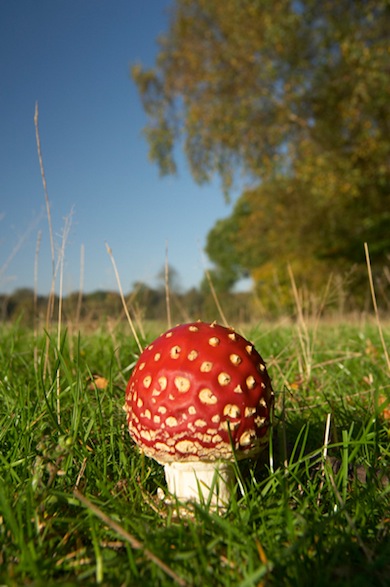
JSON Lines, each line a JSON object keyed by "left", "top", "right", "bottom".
{"left": 133, "top": 0, "right": 390, "bottom": 298}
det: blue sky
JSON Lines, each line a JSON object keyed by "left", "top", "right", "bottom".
{"left": 0, "top": 0, "right": 239, "bottom": 295}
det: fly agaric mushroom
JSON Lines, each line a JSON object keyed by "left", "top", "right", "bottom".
{"left": 124, "top": 321, "right": 274, "bottom": 507}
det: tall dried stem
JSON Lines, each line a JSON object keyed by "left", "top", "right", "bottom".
{"left": 33, "top": 230, "right": 42, "bottom": 370}
{"left": 288, "top": 264, "right": 311, "bottom": 378}
{"left": 204, "top": 267, "right": 229, "bottom": 327}
{"left": 56, "top": 210, "right": 73, "bottom": 424}
{"left": 75, "top": 243, "right": 85, "bottom": 328}
{"left": 165, "top": 241, "right": 172, "bottom": 329}
{"left": 34, "top": 103, "right": 56, "bottom": 325}
{"left": 364, "top": 242, "right": 390, "bottom": 373}
{"left": 34, "top": 103, "right": 57, "bottom": 377}
{"left": 288, "top": 264, "right": 333, "bottom": 380}
{"left": 105, "top": 242, "right": 143, "bottom": 354}
{"left": 317, "top": 413, "right": 332, "bottom": 505}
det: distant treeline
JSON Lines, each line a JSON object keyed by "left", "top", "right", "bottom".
{"left": 1, "top": 275, "right": 388, "bottom": 328}
{"left": 0, "top": 285, "right": 258, "bottom": 327}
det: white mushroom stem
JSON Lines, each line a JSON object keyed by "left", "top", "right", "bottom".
{"left": 162, "top": 461, "right": 234, "bottom": 507}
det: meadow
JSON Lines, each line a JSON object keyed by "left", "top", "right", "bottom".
{"left": 0, "top": 312, "right": 389, "bottom": 587}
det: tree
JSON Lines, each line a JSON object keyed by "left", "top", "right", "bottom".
{"left": 133, "top": 0, "right": 390, "bottom": 297}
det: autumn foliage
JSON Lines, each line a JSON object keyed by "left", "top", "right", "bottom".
{"left": 133, "top": 0, "right": 390, "bottom": 307}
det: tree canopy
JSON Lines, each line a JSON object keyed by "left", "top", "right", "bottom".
{"left": 133, "top": 0, "right": 390, "bottom": 301}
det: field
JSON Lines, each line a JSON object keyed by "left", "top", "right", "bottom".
{"left": 0, "top": 317, "right": 389, "bottom": 586}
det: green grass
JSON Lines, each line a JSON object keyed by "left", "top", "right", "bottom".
{"left": 0, "top": 319, "right": 389, "bottom": 586}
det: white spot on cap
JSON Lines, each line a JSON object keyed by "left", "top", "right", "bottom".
{"left": 218, "top": 372, "right": 231, "bottom": 386}
{"left": 140, "top": 430, "right": 152, "bottom": 441}
{"left": 166, "top": 416, "right": 178, "bottom": 427}
{"left": 194, "top": 419, "right": 207, "bottom": 428}
{"left": 170, "top": 345, "right": 181, "bottom": 359}
{"left": 229, "top": 354, "right": 242, "bottom": 365}
{"left": 155, "top": 442, "right": 171, "bottom": 452}
{"left": 138, "top": 362, "right": 146, "bottom": 371}
{"left": 223, "top": 404, "right": 241, "bottom": 418}
{"left": 255, "top": 415, "right": 266, "bottom": 427}
{"left": 153, "top": 415, "right": 161, "bottom": 424}
{"left": 228, "top": 332, "right": 237, "bottom": 341}
{"left": 199, "top": 388, "right": 218, "bottom": 405}
{"left": 188, "top": 349, "right": 198, "bottom": 361}
{"left": 158, "top": 406, "right": 167, "bottom": 414}
{"left": 158, "top": 376, "right": 167, "bottom": 391}
{"left": 188, "top": 325, "right": 199, "bottom": 332}
{"left": 258, "top": 363, "right": 266, "bottom": 372}
{"left": 143, "top": 376, "right": 152, "bottom": 389}
{"left": 200, "top": 361, "right": 213, "bottom": 372}
{"left": 141, "top": 409, "right": 151, "bottom": 420}
{"left": 221, "top": 420, "right": 239, "bottom": 431}
{"left": 246, "top": 375, "right": 256, "bottom": 389}
{"left": 200, "top": 433, "right": 213, "bottom": 443}
{"left": 245, "top": 406, "right": 257, "bottom": 417}
{"left": 174, "top": 376, "right": 191, "bottom": 392}
{"left": 137, "top": 398, "right": 143, "bottom": 408}
{"left": 209, "top": 337, "right": 220, "bottom": 347}
{"left": 259, "top": 397, "right": 267, "bottom": 408}
{"left": 239, "top": 429, "right": 256, "bottom": 446}
{"left": 188, "top": 406, "right": 196, "bottom": 415}
{"left": 234, "top": 384, "right": 243, "bottom": 394}
{"left": 211, "top": 414, "right": 220, "bottom": 423}
{"left": 154, "top": 352, "right": 161, "bottom": 361}
{"left": 245, "top": 345, "right": 253, "bottom": 355}
{"left": 176, "top": 440, "right": 197, "bottom": 454}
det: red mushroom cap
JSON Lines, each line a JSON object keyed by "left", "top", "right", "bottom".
{"left": 125, "top": 321, "right": 274, "bottom": 463}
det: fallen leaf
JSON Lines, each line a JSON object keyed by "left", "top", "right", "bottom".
{"left": 378, "top": 394, "right": 390, "bottom": 421}
{"left": 89, "top": 375, "right": 109, "bottom": 390}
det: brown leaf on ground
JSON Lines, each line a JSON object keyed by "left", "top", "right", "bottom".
{"left": 89, "top": 375, "right": 109, "bottom": 390}
{"left": 378, "top": 393, "right": 390, "bottom": 421}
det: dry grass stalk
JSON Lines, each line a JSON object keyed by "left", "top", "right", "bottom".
{"left": 288, "top": 265, "right": 333, "bottom": 380}
{"left": 34, "top": 102, "right": 55, "bottom": 274}
{"left": 288, "top": 264, "right": 311, "bottom": 378}
{"left": 75, "top": 243, "right": 85, "bottom": 328}
{"left": 105, "top": 242, "right": 143, "bottom": 354}
{"left": 33, "top": 230, "right": 42, "bottom": 370}
{"left": 56, "top": 210, "right": 73, "bottom": 424}
{"left": 317, "top": 412, "right": 332, "bottom": 505}
{"left": 165, "top": 241, "right": 172, "bottom": 329}
{"left": 364, "top": 242, "right": 390, "bottom": 373}
{"left": 34, "top": 102, "right": 58, "bottom": 377}
{"left": 204, "top": 267, "right": 229, "bottom": 327}
{"left": 34, "top": 103, "right": 56, "bottom": 326}
{"left": 107, "top": 318, "right": 127, "bottom": 386}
